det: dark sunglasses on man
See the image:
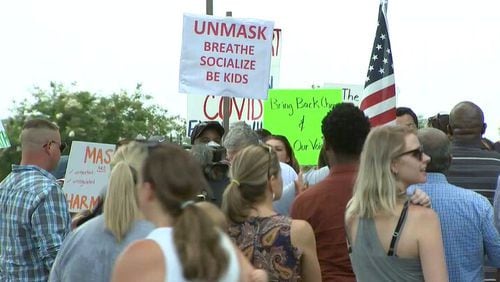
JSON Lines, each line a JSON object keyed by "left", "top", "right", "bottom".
{"left": 43, "top": 140, "right": 67, "bottom": 153}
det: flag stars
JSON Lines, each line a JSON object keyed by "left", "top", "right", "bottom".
{"left": 386, "top": 48, "right": 391, "bottom": 54}
{"left": 380, "top": 34, "right": 386, "bottom": 40}
{"left": 379, "top": 68, "right": 385, "bottom": 74}
{"left": 372, "top": 54, "right": 378, "bottom": 61}
{"left": 383, "top": 58, "right": 388, "bottom": 64}
{"left": 365, "top": 76, "right": 370, "bottom": 82}
{"left": 369, "top": 65, "right": 374, "bottom": 71}
{"left": 376, "top": 44, "right": 382, "bottom": 50}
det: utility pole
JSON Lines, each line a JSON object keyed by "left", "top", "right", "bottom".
{"left": 205, "top": 0, "right": 231, "bottom": 136}
{"left": 206, "top": 0, "right": 213, "bottom": 15}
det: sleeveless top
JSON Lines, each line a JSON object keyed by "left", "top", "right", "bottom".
{"left": 146, "top": 227, "right": 240, "bottom": 282}
{"left": 228, "top": 215, "right": 302, "bottom": 281}
{"left": 348, "top": 201, "right": 424, "bottom": 281}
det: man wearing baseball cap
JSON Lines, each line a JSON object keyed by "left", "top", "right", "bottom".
{"left": 190, "top": 121, "right": 225, "bottom": 145}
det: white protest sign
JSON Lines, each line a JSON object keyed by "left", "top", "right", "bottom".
{"left": 186, "top": 96, "right": 264, "bottom": 136}
{"left": 185, "top": 28, "right": 282, "bottom": 137}
{"left": 323, "top": 83, "right": 364, "bottom": 106}
{"left": 63, "top": 141, "right": 115, "bottom": 212}
{"left": 179, "top": 13, "right": 274, "bottom": 100}
{"left": 0, "top": 122, "right": 11, "bottom": 149}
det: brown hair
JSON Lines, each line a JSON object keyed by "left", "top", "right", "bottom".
{"left": 264, "top": 134, "right": 300, "bottom": 173}
{"left": 142, "top": 143, "right": 228, "bottom": 280}
{"left": 222, "top": 144, "right": 280, "bottom": 223}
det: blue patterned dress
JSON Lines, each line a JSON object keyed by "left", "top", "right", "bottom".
{"left": 228, "top": 215, "right": 302, "bottom": 281}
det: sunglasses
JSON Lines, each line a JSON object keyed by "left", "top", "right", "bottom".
{"left": 44, "top": 140, "right": 67, "bottom": 153}
{"left": 396, "top": 146, "right": 424, "bottom": 161}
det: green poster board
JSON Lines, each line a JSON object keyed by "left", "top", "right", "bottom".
{"left": 263, "top": 89, "right": 342, "bottom": 165}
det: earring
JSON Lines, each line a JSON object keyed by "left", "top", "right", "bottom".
{"left": 272, "top": 192, "right": 275, "bottom": 201}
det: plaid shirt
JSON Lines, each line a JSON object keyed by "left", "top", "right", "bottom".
{"left": 0, "top": 165, "right": 71, "bottom": 282}
{"left": 413, "top": 173, "right": 500, "bottom": 282}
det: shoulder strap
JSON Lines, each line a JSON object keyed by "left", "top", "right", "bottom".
{"left": 387, "top": 200, "right": 410, "bottom": 256}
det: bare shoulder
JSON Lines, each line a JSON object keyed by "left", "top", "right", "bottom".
{"left": 290, "top": 219, "right": 315, "bottom": 246}
{"left": 112, "top": 239, "right": 165, "bottom": 282}
{"left": 407, "top": 204, "right": 439, "bottom": 222}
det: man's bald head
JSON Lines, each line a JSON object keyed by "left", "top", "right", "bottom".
{"left": 449, "top": 101, "right": 485, "bottom": 136}
{"left": 418, "top": 128, "right": 451, "bottom": 173}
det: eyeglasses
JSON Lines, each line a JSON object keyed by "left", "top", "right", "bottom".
{"left": 44, "top": 140, "right": 67, "bottom": 153}
{"left": 396, "top": 146, "right": 424, "bottom": 161}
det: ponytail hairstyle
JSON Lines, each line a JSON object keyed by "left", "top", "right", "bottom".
{"left": 104, "top": 141, "right": 147, "bottom": 242}
{"left": 222, "top": 144, "right": 280, "bottom": 223}
{"left": 346, "top": 126, "right": 412, "bottom": 219}
{"left": 142, "top": 142, "right": 228, "bottom": 281}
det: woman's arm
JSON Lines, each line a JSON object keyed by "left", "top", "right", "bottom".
{"left": 416, "top": 208, "right": 449, "bottom": 282}
{"left": 111, "top": 240, "right": 165, "bottom": 282}
{"left": 291, "top": 219, "right": 322, "bottom": 282}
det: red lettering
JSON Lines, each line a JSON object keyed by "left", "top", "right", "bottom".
{"left": 104, "top": 149, "right": 113, "bottom": 164}
{"left": 81, "top": 196, "right": 88, "bottom": 209}
{"left": 84, "top": 147, "right": 96, "bottom": 163}
{"left": 252, "top": 100, "right": 263, "bottom": 119}
{"left": 232, "top": 98, "right": 245, "bottom": 120}
{"left": 90, "top": 196, "right": 100, "bottom": 209}
{"left": 96, "top": 150, "right": 103, "bottom": 164}
{"left": 203, "top": 96, "right": 218, "bottom": 120}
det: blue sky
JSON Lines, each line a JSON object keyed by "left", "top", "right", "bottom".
{"left": 1, "top": 0, "right": 498, "bottom": 141}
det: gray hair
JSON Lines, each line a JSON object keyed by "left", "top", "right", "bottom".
{"left": 417, "top": 128, "right": 451, "bottom": 173}
{"left": 222, "top": 122, "right": 259, "bottom": 151}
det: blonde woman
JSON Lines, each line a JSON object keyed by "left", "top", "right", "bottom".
{"left": 223, "top": 144, "right": 321, "bottom": 281}
{"left": 112, "top": 143, "right": 265, "bottom": 282}
{"left": 49, "top": 142, "right": 154, "bottom": 282}
{"left": 345, "top": 126, "right": 448, "bottom": 281}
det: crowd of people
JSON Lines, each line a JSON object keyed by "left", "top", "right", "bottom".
{"left": 0, "top": 100, "right": 499, "bottom": 281}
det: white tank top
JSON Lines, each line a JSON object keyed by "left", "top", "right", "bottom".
{"left": 146, "top": 227, "right": 240, "bottom": 282}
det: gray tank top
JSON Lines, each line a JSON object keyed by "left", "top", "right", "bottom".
{"left": 349, "top": 203, "right": 424, "bottom": 281}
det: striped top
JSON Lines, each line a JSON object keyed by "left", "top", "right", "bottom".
{"left": 446, "top": 141, "right": 500, "bottom": 204}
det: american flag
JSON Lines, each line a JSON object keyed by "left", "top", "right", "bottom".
{"left": 360, "top": 1, "right": 396, "bottom": 126}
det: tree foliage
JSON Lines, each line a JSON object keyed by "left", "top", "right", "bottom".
{"left": 0, "top": 82, "right": 185, "bottom": 179}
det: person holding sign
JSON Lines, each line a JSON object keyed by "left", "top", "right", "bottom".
{"left": 112, "top": 142, "right": 262, "bottom": 282}
{"left": 0, "top": 119, "right": 71, "bottom": 281}
{"left": 49, "top": 141, "right": 154, "bottom": 282}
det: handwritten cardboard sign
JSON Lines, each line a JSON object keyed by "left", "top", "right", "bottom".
{"left": 324, "top": 83, "right": 363, "bottom": 106}
{"left": 179, "top": 13, "right": 274, "bottom": 100}
{"left": 0, "top": 122, "right": 11, "bottom": 149}
{"left": 63, "top": 141, "right": 115, "bottom": 212}
{"left": 263, "top": 89, "right": 343, "bottom": 165}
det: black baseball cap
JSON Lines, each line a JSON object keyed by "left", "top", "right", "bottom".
{"left": 190, "top": 121, "right": 225, "bottom": 145}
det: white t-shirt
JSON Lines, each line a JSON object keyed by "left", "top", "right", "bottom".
{"left": 273, "top": 162, "right": 298, "bottom": 216}
{"left": 146, "top": 227, "right": 240, "bottom": 282}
